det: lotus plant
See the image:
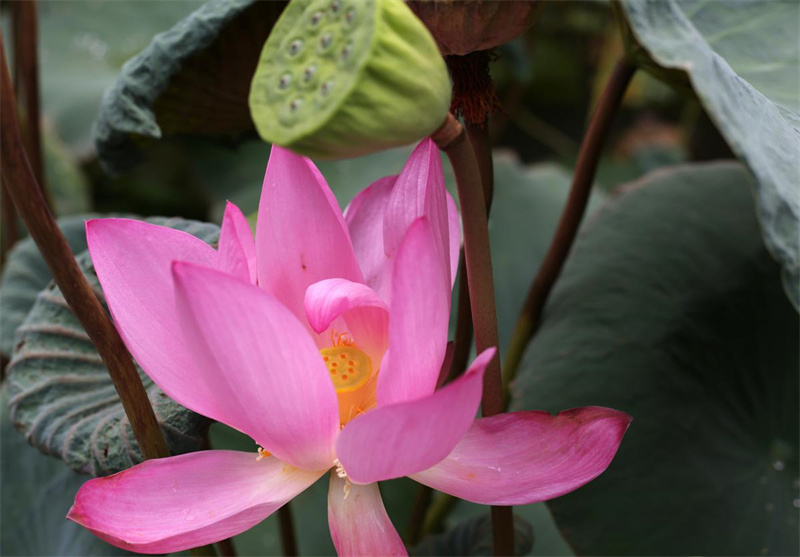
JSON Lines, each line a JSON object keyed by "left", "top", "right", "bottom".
{"left": 68, "top": 139, "right": 631, "bottom": 555}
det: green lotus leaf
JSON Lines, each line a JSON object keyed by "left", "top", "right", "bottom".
{"left": 0, "top": 389, "right": 132, "bottom": 556}
{"left": 93, "top": 0, "right": 286, "bottom": 174}
{"left": 249, "top": 0, "right": 451, "bottom": 159}
{"left": 0, "top": 214, "right": 97, "bottom": 359}
{"left": 512, "top": 162, "right": 799, "bottom": 556}
{"left": 616, "top": 0, "right": 800, "bottom": 308}
{"left": 5, "top": 217, "right": 219, "bottom": 477}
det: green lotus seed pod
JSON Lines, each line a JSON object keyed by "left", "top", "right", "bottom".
{"left": 248, "top": 0, "right": 451, "bottom": 159}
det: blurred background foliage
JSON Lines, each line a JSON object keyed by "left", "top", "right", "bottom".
{"left": 1, "top": 1, "right": 797, "bottom": 556}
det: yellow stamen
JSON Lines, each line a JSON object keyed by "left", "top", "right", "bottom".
{"left": 256, "top": 446, "right": 271, "bottom": 461}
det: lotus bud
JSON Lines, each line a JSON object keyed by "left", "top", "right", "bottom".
{"left": 249, "top": 0, "right": 451, "bottom": 159}
{"left": 406, "top": 0, "right": 542, "bottom": 56}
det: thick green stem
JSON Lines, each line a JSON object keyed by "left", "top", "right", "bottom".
{"left": 502, "top": 58, "right": 637, "bottom": 401}
{"left": 432, "top": 113, "right": 512, "bottom": 556}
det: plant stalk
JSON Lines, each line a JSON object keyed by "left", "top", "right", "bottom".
{"left": 0, "top": 37, "right": 170, "bottom": 461}
{"left": 11, "top": 0, "right": 47, "bottom": 199}
{"left": 502, "top": 58, "right": 636, "bottom": 399}
{"left": 278, "top": 504, "right": 298, "bottom": 556}
{"left": 432, "top": 113, "right": 513, "bottom": 556}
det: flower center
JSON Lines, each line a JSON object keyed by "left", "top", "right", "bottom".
{"left": 320, "top": 333, "right": 372, "bottom": 394}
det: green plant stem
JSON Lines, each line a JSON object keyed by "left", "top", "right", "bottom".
{"left": 0, "top": 33, "right": 171, "bottom": 467}
{"left": 406, "top": 482, "right": 434, "bottom": 546}
{"left": 279, "top": 504, "right": 298, "bottom": 556}
{"left": 502, "top": 58, "right": 637, "bottom": 401}
{"left": 432, "top": 113, "right": 512, "bottom": 556}
{"left": 421, "top": 491, "right": 458, "bottom": 536}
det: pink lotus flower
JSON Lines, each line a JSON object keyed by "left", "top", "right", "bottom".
{"left": 68, "top": 140, "right": 631, "bottom": 555}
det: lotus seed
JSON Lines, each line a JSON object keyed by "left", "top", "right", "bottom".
{"left": 278, "top": 73, "right": 292, "bottom": 89}
{"left": 290, "top": 99, "right": 302, "bottom": 112}
{"left": 321, "top": 81, "right": 333, "bottom": 95}
{"left": 342, "top": 43, "right": 352, "bottom": 61}
{"left": 345, "top": 7, "right": 356, "bottom": 24}
{"left": 331, "top": 0, "right": 341, "bottom": 14}
{"left": 304, "top": 66, "right": 317, "bottom": 82}
{"left": 310, "top": 11, "right": 323, "bottom": 26}
{"left": 320, "top": 34, "right": 333, "bottom": 49}
{"left": 288, "top": 39, "right": 303, "bottom": 56}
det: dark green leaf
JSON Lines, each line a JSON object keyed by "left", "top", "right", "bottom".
{"left": 412, "top": 513, "right": 534, "bottom": 556}
{"left": 617, "top": 0, "right": 800, "bottom": 307}
{"left": 0, "top": 214, "right": 95, "bottom": 359}
{"left": 6, "top": 217, "right": 219, "bottom": 477}
{"left": 93, "top": 0, "right": 286, "bottom": 174}
{"left": 512, "top": 162, "right": 799, "bottom": 556}
{"left": 0, "top": 389, "right": 132, "bottom": 556}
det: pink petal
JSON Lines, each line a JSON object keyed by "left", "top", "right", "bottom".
{"left": 336, "top": 349, "right": 496, "bottom": 484}
{"left": 86, "top": 218, "right": 218, "bottom": 411}
{"left": 411, "top": 407, "right": 632, "bottom": 505}
{"left": 327, "top": 471, "right": 406, "bottom": 557}
{"left": 446, "top": 191, "right": 461, "bottom": 287}
{"left": 383, "top": 139, "right": 453, "bottom": 289}
{"left": 305, "top": 278, "right": 389, "bottom": 366}
{"left": 256, "top": 145, "right": 363, "bottom": 328}
{"left": 343, "top": 175, "right": 397, "bottom": 301}
{"left": 377, "top": 219, "right": 450, "bottom": 406}
{"left": 68, "top": 450, "right": 322, "bottom": 554}
{"left": 218, "top": 201, "right": 256, "bottom": 283}
{"left": 173, "top": 262, "right": 340, "bottom": 471}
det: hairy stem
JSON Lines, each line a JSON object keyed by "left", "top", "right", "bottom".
{"left": 502, "top": 58, "right": 636, "bottom": 399}
{"left": 0, "top": 36, "right": 170, "bottom": 463}
{"left": 432, "top": 113, "right": 513, "bottom": 556}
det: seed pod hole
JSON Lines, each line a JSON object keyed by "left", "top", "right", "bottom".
{"left": 278, "top": 73, "right": 292, "bottom": 90}
{"left": 304, "top": 65, "right": 317, "bottom": 82}
{"left": 309, "top": 11, "right": 323, "bottom": 27}
{"left": 341, "top": 42, "right": 353, "bottom": 63}
{"left": 288, "top": 39, "right": 303, "bottom": 57}
{"left": 320, "top": 33, "right": 333, "bottom": 50}
{"left": 344, "top": 6, "right": 356, "bottom": 26}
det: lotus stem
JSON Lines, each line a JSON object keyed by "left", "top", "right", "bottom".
{"left": 279, "top": 504, "right": 298, "bottom": 556}
{"left": 11, "top": 0, "right": 49, "bottom": 206}
{"left": 502, "top": 58, "right": 637, "bottom": 401}
{"left": 432, "top": 113, "right": 513, "bottom": 556}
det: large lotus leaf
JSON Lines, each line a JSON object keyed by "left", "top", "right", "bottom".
{"left": 93, "top": 0, "right": 286, "bottom": 174}
{"left": 0, "top": 214, "right": 96, "bottom": 359}
{"left": 35, "top": 0, "right": 204, "bottom": 152}
{"left": 616, "top": 0, "right": 800, "bottom": 307}
{"left": 511, "top": 162, "right": 799, "bottom": 556}
{"left": 5, "top": 217, "right": 219, "bottom": 477}
{"left": 0, "top": 389, "right": 132, "bottom": 556}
